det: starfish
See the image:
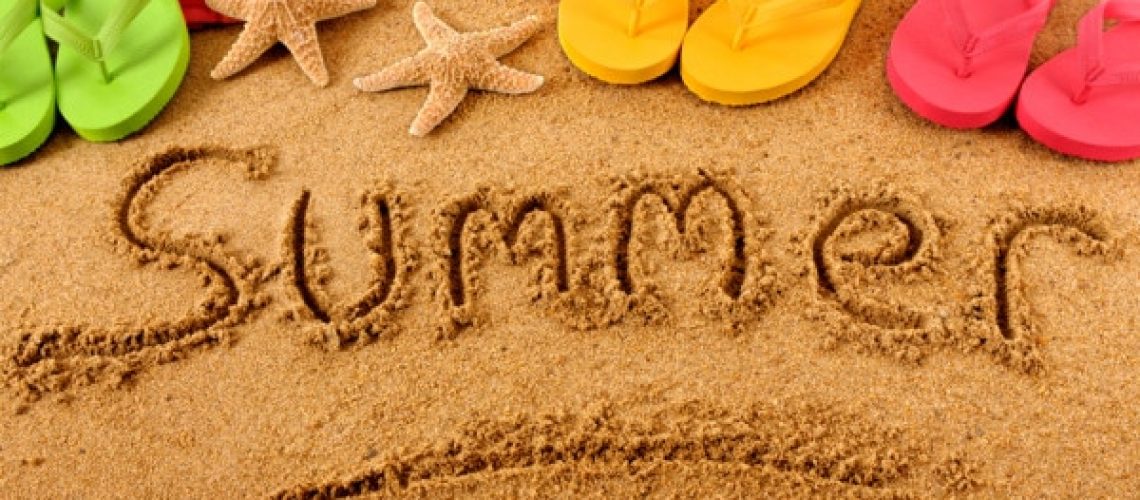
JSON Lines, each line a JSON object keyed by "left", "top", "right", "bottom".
{"left": 206, "top": 0, "right": 375, "bottom": 86}
{"left": 354, "top": 2, "right": 546, "bottom": 136}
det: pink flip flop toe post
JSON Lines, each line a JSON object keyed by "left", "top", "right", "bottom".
{"left": 887, "top": 0, "right": 1053, "bottom": 128}
{"left": 1017, "top": 0, "right": 1140, "bottom": 162}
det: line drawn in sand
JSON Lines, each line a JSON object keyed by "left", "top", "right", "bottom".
{"left": 282, "top": 183, "right": 416, "bottom": 350}
{"left": 432, "top": 171, "right": 779, "bottom": 338}
{"left": 1, "top": 146, "right": 275, "bottom": 401}
{"left": 963, "top": 205, "right": 1122, "bottom": 373}
{"left": 431, "top": 187, "right": 591, "bottom": 339}
{"left": 605, "top": 169, "right": 778, "bottom": 329}
{"left": 273, "top": 399, "right": 956, "bottom": 498}
{"left": 795, "top": 182, "right": 948, "bottom": 363}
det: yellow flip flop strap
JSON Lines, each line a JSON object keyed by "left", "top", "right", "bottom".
{"left": 728, "top": 0, "right": 846, "bottom": 50}
{"left": 625, "top": 0, "right": 664, "bottom": 37}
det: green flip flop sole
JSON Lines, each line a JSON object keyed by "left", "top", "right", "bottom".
{"left": 0, "top": 8, "right": 55, "bottom": 166}
{"left": 49, "top": 0, "right": 189, "bottom": 142}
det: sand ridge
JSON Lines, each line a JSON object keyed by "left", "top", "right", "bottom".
{"left": 273, "top": 397, "right": 948, "bottom": 498}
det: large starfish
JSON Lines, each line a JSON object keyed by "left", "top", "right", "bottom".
{"left": 206, "top": 0, "right": 375, "bottom": 86}
{"left": 354, "top": 2, "right": 546, "bottom": 136}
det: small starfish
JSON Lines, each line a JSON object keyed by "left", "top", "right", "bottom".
{"left": 354, "top": 2, "right": 546, "bottom": 136}
{"left": 206, "top": 0, "right": 376, "bottom": 86}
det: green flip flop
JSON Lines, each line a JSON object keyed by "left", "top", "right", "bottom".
{"left": 0, "top": 0, "right": 55, "bottom": 166}
{"left": 41, "top": 0, "right": 188, "bottom": 142}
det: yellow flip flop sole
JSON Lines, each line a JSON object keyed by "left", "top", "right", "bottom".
{"left": 680, "top": 0, "right": 861, "bottom": 105}
{"left": 558, "top": 0, "right": 689, "bottom": 84}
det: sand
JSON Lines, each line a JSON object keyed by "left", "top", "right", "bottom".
{"left": 0, "top": 0, "right": 1137, "bottom": 496}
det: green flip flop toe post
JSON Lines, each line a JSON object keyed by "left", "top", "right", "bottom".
{"left": 41, "top": 0, "right": 188, "bottom": 142}
{"left": 0, "top": 0, "right": 55, "bottom": 166}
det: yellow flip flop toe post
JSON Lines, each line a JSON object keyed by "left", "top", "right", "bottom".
{"left": 681, "top": 0, "right": 861, "bottom": 105}
{"left": 558, "top": 0, "right": 689, "bottom": 84}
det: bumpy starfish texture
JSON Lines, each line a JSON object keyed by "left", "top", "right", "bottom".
{"left": 354, "top": 2, "right": 546, "bottom": 136}
{"left": 206, "top": 0, "right": 375, "bottom": 86}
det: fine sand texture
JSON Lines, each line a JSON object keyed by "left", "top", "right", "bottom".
{"left": 1, "top": 0, "right": 1138, "bottom": 496}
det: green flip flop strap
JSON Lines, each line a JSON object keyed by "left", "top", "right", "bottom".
{"left": 39, "top": 0, "right": 148, "bottom": 63}
{"left": 0, "top": 0, "right": 37, "bottom": 53}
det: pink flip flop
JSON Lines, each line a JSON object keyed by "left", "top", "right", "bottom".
{"left": 179, "top": 0, "right": 237, "bottom": 30}
{"left": 887, "top": 0, "right": 1053, "bottom": 128}
{"left": 1017, "top": 0, "right": 1140, "bottom": 162}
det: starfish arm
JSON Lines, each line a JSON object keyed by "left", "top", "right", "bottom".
{"left": 210, "top": 26, "right": 279, "bottom": 80}
{"left": 353, "top": 56, "right": 431, "bottom": 91}
{"left": 412, "top": 1, "right": 458, "bottom": 43}
{"left": 473, "top": 14, "right": 543, "bottom": 58}
{"left": 279, "top": 24, "right": 330, "bottom": 87}
{"left": 409, "top": 79, "right": 468, "bottom": 137}
{"left": 204, "top": 0, "right": 247, "bottom": 19}
{"left": 471, "top": 62, "right": 544, "bottom": 94}
{"left": 308, "top": 0, "right": 376, "bottom": 22}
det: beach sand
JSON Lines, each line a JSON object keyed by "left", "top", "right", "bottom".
{"left": 1, "top": 0, "right": 1137, "bottom": 496}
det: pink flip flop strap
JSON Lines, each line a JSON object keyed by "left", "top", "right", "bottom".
{"left": 1074, "top": 0, "right": 1140, "bottom": 103}
{"left": 940, "top": 0, "right": 1052, "bottom": 77}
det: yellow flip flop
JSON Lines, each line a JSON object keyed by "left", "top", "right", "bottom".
{"left": 558, "top": 0, "right": 689, "bottom": 84}
{"left": 680, "top": 0, "right": 861, "bottom": 105}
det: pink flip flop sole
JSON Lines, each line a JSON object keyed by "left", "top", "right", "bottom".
{"left": 1017, "top": 0, "right": 1140, "bottom": 162}
{"left": 886, "top": 54, "right": 1006, "bottom": 129}
{"left": 887, "top": 0, "right": 1052, "bottom": 128}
